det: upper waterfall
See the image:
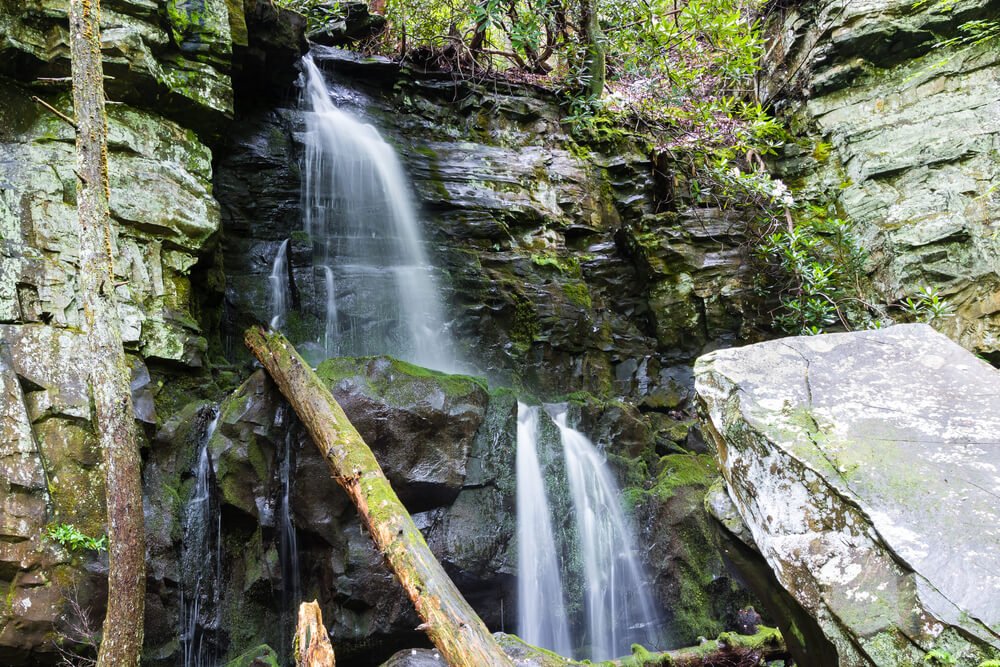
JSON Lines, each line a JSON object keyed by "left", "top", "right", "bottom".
{"left": 292, "top": 53, "right": 458, "bottom": 371}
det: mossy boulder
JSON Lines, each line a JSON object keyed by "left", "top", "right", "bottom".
{"left": 316, "top": 356, "right": 489, "bottom": 509}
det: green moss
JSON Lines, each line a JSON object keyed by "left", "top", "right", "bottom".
{"left": 315, "top": 355, "right": 488, "bottom": 398}
{"left": 510, "top": 294, "right": 540, "bottom": 353}
{"left": 562, "top": 281, "right": 593, "bottom": 309}
{"left": 224, "top": 644, "right": 279, "bottom": 667}
{"left": 812, "top": 140, "right": 833, "bottom": 162}
{"left": 567, "top": 140, "right": 592, "bottom": 161}
{"left": 610, "top": 627, "right": 783, "bottom": 667}
{"left": 530, "top": 250, "right": 583, "bottom": 278}
{"left": 646, "top": 454, "right": 718, "bottom": 502}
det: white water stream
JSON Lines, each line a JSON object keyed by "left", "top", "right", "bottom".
{"left": 180, "top": 408, "right": 222, "bottom": 667}
{"left": 550, "top": 405, "right": 661, "bottom": 660}
{"left": 516, "top": 403, "right": 661, "bottom": 660}
{"left": 295, "top": 54, "right": 456, "bottom": 371}
{"left": 516, "top": 402, "right": 574, "bottom": 656}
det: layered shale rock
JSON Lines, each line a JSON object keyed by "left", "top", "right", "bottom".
{"left": 0, "top": 1, "right": 304, "bottom": 662}
{"left": 765, "top": 0, "right": 1000, "bottom": 356}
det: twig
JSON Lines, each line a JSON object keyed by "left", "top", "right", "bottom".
{"left": 31, "top": 96, "right": 77, "bottom": 129}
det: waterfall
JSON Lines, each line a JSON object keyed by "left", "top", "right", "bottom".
{"left": 269, "top": 239, "right": 290, "bottom": 330}
{"left": 515, "top": 402, "right": 573, "bottom": 657}
{"left": 549, "top": 406, "right": 661, "bottom": 660}
{"left": 180, "top": 407, "right": 223, "bottom": 667}
{"left": 276, "top": 406, "right": 301, "bottom": 661}
{"left": 321, "top": 265, "right": 338, "bottom": 357}
{"left": 298, "top": 53, "right": 457, "bottom": 371}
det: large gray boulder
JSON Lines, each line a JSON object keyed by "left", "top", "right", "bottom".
{"left": 695, "top": 324, "right": 1000, "bottom": 666}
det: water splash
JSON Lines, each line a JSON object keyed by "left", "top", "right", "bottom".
{"left": 299, "top": 53, "right": 457, "bottom": 371}
{"left": 515, "top": 402, "right": 573, "bottom": 656}
{"left": 180, "top": 407, "right": 223, "bottom": 667}
{"left": 548, "top": 405, "right": 661, "bottom": 660}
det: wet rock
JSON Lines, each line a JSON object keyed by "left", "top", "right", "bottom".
{"left": 696, "top": 324, "right": 1000, "bottom": 665}
{"left": 216, "top": 47, "right": 756, "bottom": 402}
{"left": 0, "top": 0, "right": 303, "bottom": 660}
{"left": 317, "top": 357, "right": 489, "bottom": 509}
{"left": 203, "top": 359, "right": 504, "bottom": 663}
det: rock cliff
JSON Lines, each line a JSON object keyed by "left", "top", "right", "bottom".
{"left": 766, "top": 0, "right": 1000, "bottom": 355}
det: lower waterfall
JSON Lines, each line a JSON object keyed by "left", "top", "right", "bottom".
{"left": 516, "top": 402, "right": 661, "bottom": 660}
{"left": 515, "top": 402, "right": 574, "bottom": 656}
{"left": 550, "top": 405, "right": 661, "bottom": 660}
{"left": 180, "top": 407, "right": 223, "bottom": 667}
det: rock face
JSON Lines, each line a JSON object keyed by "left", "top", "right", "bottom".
{"left": 191, "top": 360, "right": 512, "bottom": 664}
{"left": 217, "top": 46, "right": 753, "bottom": 401}
{"left": 696, "top": 324, "right": 1000, "bottom": 666}
{"left": 0, "top": 1, "right": 304, "bottom": 663}
{"left": 765, "top": 0, "right": 1000, "bottom": 356}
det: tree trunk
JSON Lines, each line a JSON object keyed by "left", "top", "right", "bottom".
{"left": 244, "top": 326, "right": 514, "bottom": 667}
{"left": 579, "top": 0, "right": 605, "bottom": 96}
{"left": 295, "top": 601, "right": 336, "bottom": 667}
{"left": 68, "top": 1, "right": 146, "bottom": 665}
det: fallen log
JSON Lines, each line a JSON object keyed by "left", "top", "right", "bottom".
{"left": 295, "top": 601, "right": 336, "bottom": 667}
{"left": 245, "top": 326, "right": 514, "bottom": 667}
{"left": 608, "top": 626, "right": 787, "bottom": 666}
{"left": 387, "top": 627, "right": 788, "bottom": 666}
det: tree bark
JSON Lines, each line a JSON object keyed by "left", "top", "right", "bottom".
{"left": 68, "top": 1, "right": 146, "bottom": 665}
{"left": 295, "top": 601, "right": 336, "bottom": 667}
{"left": 579, "top": 0, "right": 606, "bottom": 96}
{"left": 245, "top": 326, "right": 514, "bottom": 667}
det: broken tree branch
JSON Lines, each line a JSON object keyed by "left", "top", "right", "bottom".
{"left": 295, "top": 601, "right": 336, "bottom": 667}
{"left": 31, "top": 95, "right": 77, "bottom": 129}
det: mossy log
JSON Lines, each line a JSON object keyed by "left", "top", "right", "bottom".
{"left": 608, "top": 626, "right": 787, "bottom": 667}
{"left": 295, "top": 601, "right": 336, "bottom": 666}
{"left": 245, "top": 326, "right": 514, "bottom": 667}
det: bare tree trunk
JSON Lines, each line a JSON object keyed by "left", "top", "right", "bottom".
{"left": 245, "top": 326, "right": 515, "bottom": 667}
{"left": 579, "top": 0, "right": 606, "bottom": 96}
{"left": 68, "top": 1, "right": 146, "bottom": 665}
{"left": 295, "top": 601, "right": 336, "bottom": 667}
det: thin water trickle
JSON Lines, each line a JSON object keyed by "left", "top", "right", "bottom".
{"left": 515, "top": 402, "right": 573, "bottom": 657}
{"left": 548, "top": 405, "right": 661, "bottom": 660}
{"left": 321, "top": 265, "right": 338, "bottom": 357}
{"left": 299, "top": 53, "right": 457, "bottom": 371}
{"left": 269, "top": 239, "right": 290, "bottom": 330}
{"left": 276, "top": 407, "right": 301, "bottom": 662}
{"left": 180, "top": 407, "right": 222, "bottom": 667}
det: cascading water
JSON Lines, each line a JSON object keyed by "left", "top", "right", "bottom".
{"left": 269, "top": 238, "right": 290, "bottom": 329}
{"left": 515, "top": 402, "right": 573, "bottom": 657}
{"left": 275, "top": 406, "right": 301, "bottom": 661}
{"left": 298, "top": 53, "right": 456, "bottom": 371}
{"left": 549, "top": 406, "right": 661, "bottom": 660}
{"left": 321, "top": 265, "right": 338, "bottom": 356}
{"left": 180, "top": 407, "right": 223, "bottom": 667}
